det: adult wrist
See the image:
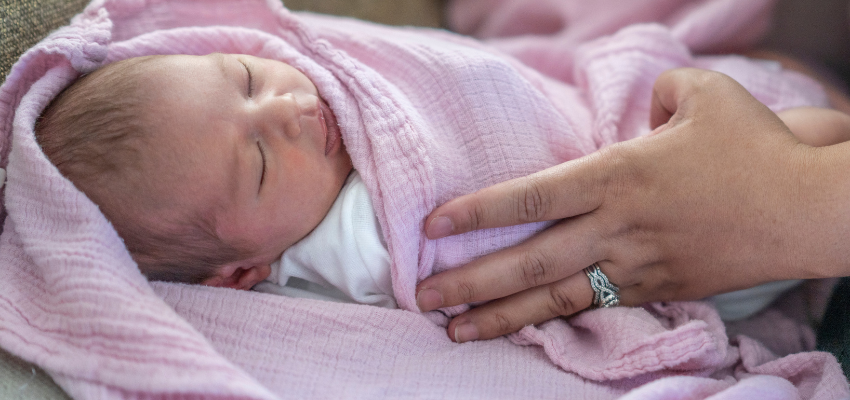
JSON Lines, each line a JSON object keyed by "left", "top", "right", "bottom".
{"left": 786, "top": 142, "right": 850, "bottom": 280}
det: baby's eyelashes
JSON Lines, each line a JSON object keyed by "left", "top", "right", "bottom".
{"left": 257, "top": 141, "right": 266, "bottom": 193}
{"left": 240, "top": 59, "right": 255, "bottom": 97}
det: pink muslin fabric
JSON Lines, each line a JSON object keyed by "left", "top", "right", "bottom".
{"left": 0, "top": 0, "right": 846, "bottom": 398}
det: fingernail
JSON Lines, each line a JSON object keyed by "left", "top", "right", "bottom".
{"left": 416, "top": 288, "right": 443, "bottom": 312}
{"left": 426, "top": 216, "right": 453, "bottom": 239}
{"left": 454, "top": 322, "right": 479, "bottom": 343}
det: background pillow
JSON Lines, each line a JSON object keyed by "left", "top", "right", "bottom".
{"left": 0, "top": 0, "right": 90, "bottom": 83}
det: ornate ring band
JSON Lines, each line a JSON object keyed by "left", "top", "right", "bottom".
{"left": 583, "top": 262, "right": 620, "bottom": 308}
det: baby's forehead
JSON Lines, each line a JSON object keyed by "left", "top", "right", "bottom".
{"left": 137, "top": 53, "right": 227, "bottom": 81}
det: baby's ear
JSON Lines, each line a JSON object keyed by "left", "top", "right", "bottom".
{"left": 202, "top": 263, "right": 272, "bottom": 290}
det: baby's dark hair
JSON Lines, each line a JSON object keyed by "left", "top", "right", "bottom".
{"left": 35, "top": 56, "right": 246, "bottom": 284}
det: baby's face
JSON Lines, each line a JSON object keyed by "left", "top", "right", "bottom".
{"left": 137, "top": 54, "right": 352, "bottom": 279}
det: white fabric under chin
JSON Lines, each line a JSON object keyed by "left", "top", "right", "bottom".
{"left": 253, "top": 170, "right": 396, "bottom": 309}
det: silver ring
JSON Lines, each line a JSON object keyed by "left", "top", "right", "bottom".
{"left": 583, "top": 263, "right": 620, "bottom": 308}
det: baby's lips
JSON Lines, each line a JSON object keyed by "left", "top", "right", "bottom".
{"left": 319, "top": 98, "right": 342, "bottom": 156}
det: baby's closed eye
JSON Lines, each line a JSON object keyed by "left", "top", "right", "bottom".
{"left": 239, "top": 59, "right": 255, "bottom": 97}
{"left": 257, "top": 141, "right": 266, "bottom": 192}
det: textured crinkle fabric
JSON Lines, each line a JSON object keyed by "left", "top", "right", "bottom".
{"left": 0, "top": 0, "right": 846, "bottom": 398}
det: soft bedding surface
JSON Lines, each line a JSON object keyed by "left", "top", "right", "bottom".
{"left": 0, "top": 0, "right": 847, "bottom": 398}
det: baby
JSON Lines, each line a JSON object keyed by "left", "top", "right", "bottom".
{"left": 37, "top": 53, "right": 353, "bottom": 290}
{"left": 35, "top": 52, "right": 850, "bottom": 318}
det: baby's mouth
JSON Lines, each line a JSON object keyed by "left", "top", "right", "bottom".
{"left": 293, "top": 94, "right": 341, "bottom": 156}
{"left": 318, "top": 98, "right": 341, "bottom": 156}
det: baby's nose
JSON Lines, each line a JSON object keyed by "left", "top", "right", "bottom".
{"left": 267, "top": 93, "right": 304, "bottom": 139}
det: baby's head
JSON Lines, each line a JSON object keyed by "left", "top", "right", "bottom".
{"left": 36, "top": 54, "right": 353, "bottom": 289}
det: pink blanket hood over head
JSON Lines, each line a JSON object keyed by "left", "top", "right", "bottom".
{"left": 0, "top": 0, "right": 847, "bottom": 398}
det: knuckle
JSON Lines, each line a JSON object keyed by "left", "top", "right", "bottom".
{"left": 516, "top": 177, "right": 552, "bottom": 223}
{"left": 585, "top": 144, "right": 650, "bottom": 244}
{"left": 492, "top": 311, "right": 514, "bottom": 334}
{"left": 455, "top": 280, "right": 477, "bottom": 303}
{"left": 547, "top": 284, "right": 579, "bottom": 316}
{"left": 684, "top": 69, "right": 733, "bottom": 97}
{"left": 594, "top": 144, "right": 627, "bottom": 187}
{"left": 464, "top": 199, "right": 486, "bottom": 231}
{"left": 517, "top": 250, "right": 554, "bottom": 287}
{"left": 697, "top": 69, "right": 729, "bottom": 87}
{"left": 671, "top": 68, "right": 720, "bottom": 87}
{"left": 594, "top": 144, "right": 641, "bottom": 204}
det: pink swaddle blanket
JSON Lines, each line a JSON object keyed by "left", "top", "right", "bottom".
{"left": 0, "top": 0, "right": 847, "bottom": 398}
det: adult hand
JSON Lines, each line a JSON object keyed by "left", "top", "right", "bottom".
{"left": 416, "top": 68, "right": 850, "bottom": 343}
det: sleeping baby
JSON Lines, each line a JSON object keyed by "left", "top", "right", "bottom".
{"left": 34, "top": 51, "right": 850, "bottom": 320}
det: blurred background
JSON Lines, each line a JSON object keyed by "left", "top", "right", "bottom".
{"left": 2, "top": 0, "right": 849, "bottom": 84}
{"left": 0, "top": 0, "right": 446, "bottom": 82}
{"left": 283, "top": 0, "right": 444, "bottom": 28}
{"left": 761, "top": 0, "right": 850, "bottom": 88}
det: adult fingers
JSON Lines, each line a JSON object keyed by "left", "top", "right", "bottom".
{"left": 417, "top": 214, "right": 607, "bottom": 311}
{"left": 425, "top": 68, "right": 744, "bottom": 241}
{"left": 649, "top": 68, "right": 750, "bottom": 131}
{"left": 446, "top": 272, "right": 594, "bottom": 342}
{"left": 424, "top": 151, "right": 615, "bottom": 240}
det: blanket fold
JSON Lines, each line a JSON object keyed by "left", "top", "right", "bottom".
{"left": 0, "top": 0, "right": 846, "bottom": 398}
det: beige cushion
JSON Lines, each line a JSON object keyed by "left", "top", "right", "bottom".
{"left": 1, "top": 0, "right": 90, "bottom": 83}
{"left": 285, "top": 0, "right": 444, "bottom": 28}
{"left": 0, "top": 347, "right": 69, "bottom": 399}
{"left": 2, "top": 0, "right": 443, "bottom": 84}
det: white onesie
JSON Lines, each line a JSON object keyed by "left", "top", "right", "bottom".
{"left": 253, "top": 171, "right": 396, "bottom": 308}
{"left": 253, "top": 171, "right": 801, "bottom": 321}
